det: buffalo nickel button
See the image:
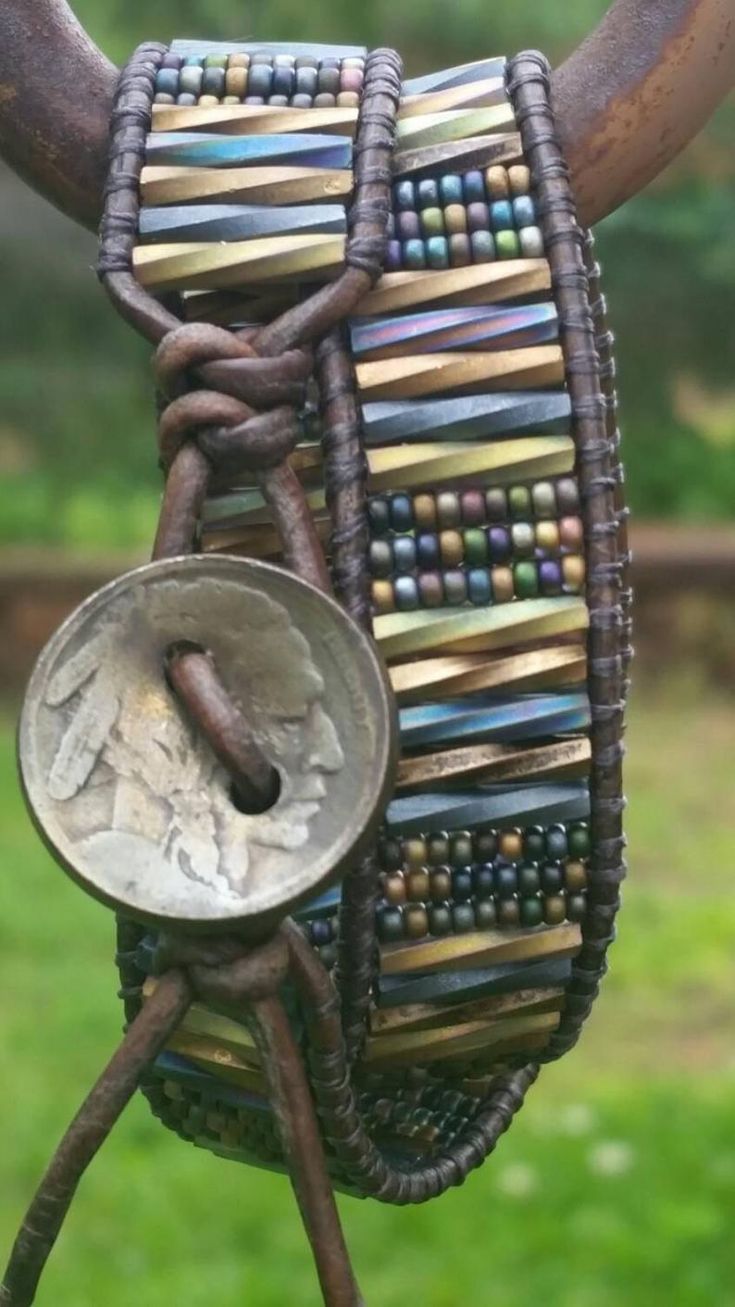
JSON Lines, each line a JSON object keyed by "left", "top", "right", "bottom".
{"left": 19, "top": 555, "right": 396, "bottom": 931}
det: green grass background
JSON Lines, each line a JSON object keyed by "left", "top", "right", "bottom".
{"left": 1, "top": 685, "right": 734, "bottom": 1306}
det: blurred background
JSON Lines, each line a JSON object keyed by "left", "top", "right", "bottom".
{"left": 1, "top": 2, "right": 734, "bottom": 1304}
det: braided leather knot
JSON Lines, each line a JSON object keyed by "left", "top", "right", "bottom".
{"left": 153, "top": 930, "right": 290, "bottom": 1007}
{"left": 154, "top": 321, "right": 311, "bottom": 477}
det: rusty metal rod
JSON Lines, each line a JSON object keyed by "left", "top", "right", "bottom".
{"left": 0, "top": 970, "right": 192, "bottom": 1307}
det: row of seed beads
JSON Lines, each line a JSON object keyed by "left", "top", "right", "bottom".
{"left": 369, "top": 476, "right": 584, "bottom": 610}
{"left": 307, "top": 821, "right": 590, "bottom": 962}
{"left": 386, "top": 164, "right": 543, "bottom": 270}
{"left": 154, "top": 50, "right": 366, "bottom": 108}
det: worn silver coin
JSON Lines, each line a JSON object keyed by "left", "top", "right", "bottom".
{"left": 19, "top": 555, "right": 397, "bottom": 931}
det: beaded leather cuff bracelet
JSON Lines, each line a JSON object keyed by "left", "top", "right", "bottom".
{"left": 95, "top": 42, "right": 628, "bottom": 1188}
{"left": 8, "top": 44, "right": 628, "bottom": 1296}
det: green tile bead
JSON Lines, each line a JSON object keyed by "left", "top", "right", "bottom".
{"left": 450, "top": 833, "right": 473, "bottom": 868}
{"left": 567, "top": 893, "right": 587, "bottom": 923}
{"left": 520, "top": 896, "right": 544, "bottom": 927}
{"left": 464, "top": 528, "right": 488, "bottom": 566}
{"left": 421, "top": 207, "right": 445, "bottom": 237}
{"left": 451, "top": 902, "right": 476, "bottom": 933}
{"left": 470, "top": 230, "right": 495, "bottom": 263}
{"left": 514, "top": 560, "right": 539, "bottom": 598}
{"left": 474, "top": 899, "right": 497, "bottom": 930}
{"left": 204, "top": 53, "right": 228, "bottom": 67}
{"left": 426, "top": 236, "right": 450, "bottom": 269}
{"left": 439, "top": 174, "right": 464, "bottom": 205}
{"left": 508, "top": 485, "right": 532, "bottom": 518}
{"left": 449, "top": 234, "right": 472, "bottom": 266}
{"left": 403, "top": 239, "right": 426, "bottom": 269}
{"left": 496, "top": 229, "right": 521, "bottom": 259}
{"left": 517, "top": 862, "right": 541, "bottom": 896}
{"left": 568, "top": 823, "right": 591, "bottom": 858}
{"left": 511, "top": 522, "right": 535, "bottom": 557}
{"left": 429, "top": 903, "right": 452, "bottom": 936}
{"left": 524, "top": 827, "right": 547, "bottom": 861}
{"left": 427, "top": 835, "right": 450, "bottom": 866}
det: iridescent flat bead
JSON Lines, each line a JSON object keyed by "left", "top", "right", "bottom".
{"left": 546, "top": 825, "right": 568, "bottom": 860}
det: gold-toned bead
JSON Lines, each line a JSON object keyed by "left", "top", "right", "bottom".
{"left": 198, "top": 94, "right": 220, "bottom": 106}
{"left": 499, "top": 829, "right": 523, "bottom": 860}
{"left": 564, "top": 860, "right": 587, "bottom": 892}
{"left": 384, "top": 871, "right": 407, "bottom": 905}
{"left": 222, "top": 95, "right": 240, "bottom": 104}
{"left": 404, "top": 903, "right": 429, "bottom": 939}
{"left": 406, "top": 868, "right": 431, "bottom": 901}
{"left": 444, "top": 203, "right": 468, "bottom": 235}
{"left": 404, "top": 837, "right": 428, "bottom": 871}
{"left": 414, "top": 493, "right": 437, "bottom": 529}
{"left": 491, "top": 565, "right": 514, "bottom": 603}
{"left": 228, "top": 53, "right": 250, "bottom": 67}
{"left": 535, "top": 520, "right": 560, "bottom": 551}
{"left": 337, "top": 91, "right": 360, "bottom": 107}
{"left": 439, "top": 529, "right": 464, "bottom": 567}
{"left": 559, "top": 515, "right": 584, "bottom": 550}
{"left": 508, "top": 164, "right": 531, "bottom": 196}
{"left": 544, "top": 894, "right": 567, "bottom": 925}
{"left": 225, "top": 66, "right": 248, "bottom": 97}
{"left": 372, "top": 580, "right": 395, "bottom": 614}
{"left": 562, "top": 555, "right": 586, "bottom": 590}
{"left": 430, "top": 867, "right": 452, "bottom": 901}
{"left": 485, "top": 165, "right": 510, "bottom": 199}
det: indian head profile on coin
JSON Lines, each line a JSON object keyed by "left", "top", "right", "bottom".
{"left": 19, "top": 556, "right": 396, "bottom": 930}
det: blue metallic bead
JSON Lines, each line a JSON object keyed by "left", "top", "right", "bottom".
{"left": 467, "top": 567, "right": 492, "bottom": 605}
{"left": 463, "top": 170, "right": 486, "bottom": 203}
{"left": 156, "top": 69, "right": 180, "bottom": 96}
{"left": 540, "top": 861, "right": 564, "bottom": 893}
{"left": 470, "top": 230, "right": 495, "bottom": 262}
{"left": 184, "top": 55, "right": 204, "bottom": 65}
{"left": 513, "top": 195, "right": 536, "bottom": 227}
{"left": 425, "top": 236, "right": 450, "bottom": 269}
{"left": 473, "top": 864, "right": 495, "bottom": 898}
{"left": 368, "top": 496, "right": 390, "bottom": 535}
{"left": 539, "top": 559, "right": 563, "bottom": 595}
{"left": 439, "top": 173, "right": 464, "bottom": 205}
{"left": 494, "top": 863, "right": 518, "bottom": 897}
{"left": 385, "top": 239, "right": 402, "bottom": 271}
{"left": 403, "top": 239, "right": 427, "bottom": 269}
{"left": 394, "top": 575, "right": 419, "bottom": 611}
{"left": 272, "top": 64, "right": 295, "bottom": 96}
{"left": 490, "top": 200, "right": 514, "bottom": 230}
{"left": 546, "top": 825, "right": 569, "bottom": 861}
{"left": 202, "top": 66, "right": 226, "bottom": 96}
{"left": 416, "top": 178, "right": 440, "bottom": 209}
{"left": 487, "top": 526, "right": 512, "bottom": 562}
{"left": 176, "top": 93, "right": 197, "bottom": 106}
{"left": 310, "top": 918, "right": 333, "bottom": 946}
{"left": 394, "top": 179, "right": 416, "bottom": 210}
{"left": 390, "top": 493, "right": 414, "bottom": 531}
{"left": 393, "top": 535, "right": 417, "bottom": 572}
{"left": 416, "top": 532, "right": 440, "bottom": 569}
{"left": 452, "top": 869, "right": 473, "bottom": 901}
